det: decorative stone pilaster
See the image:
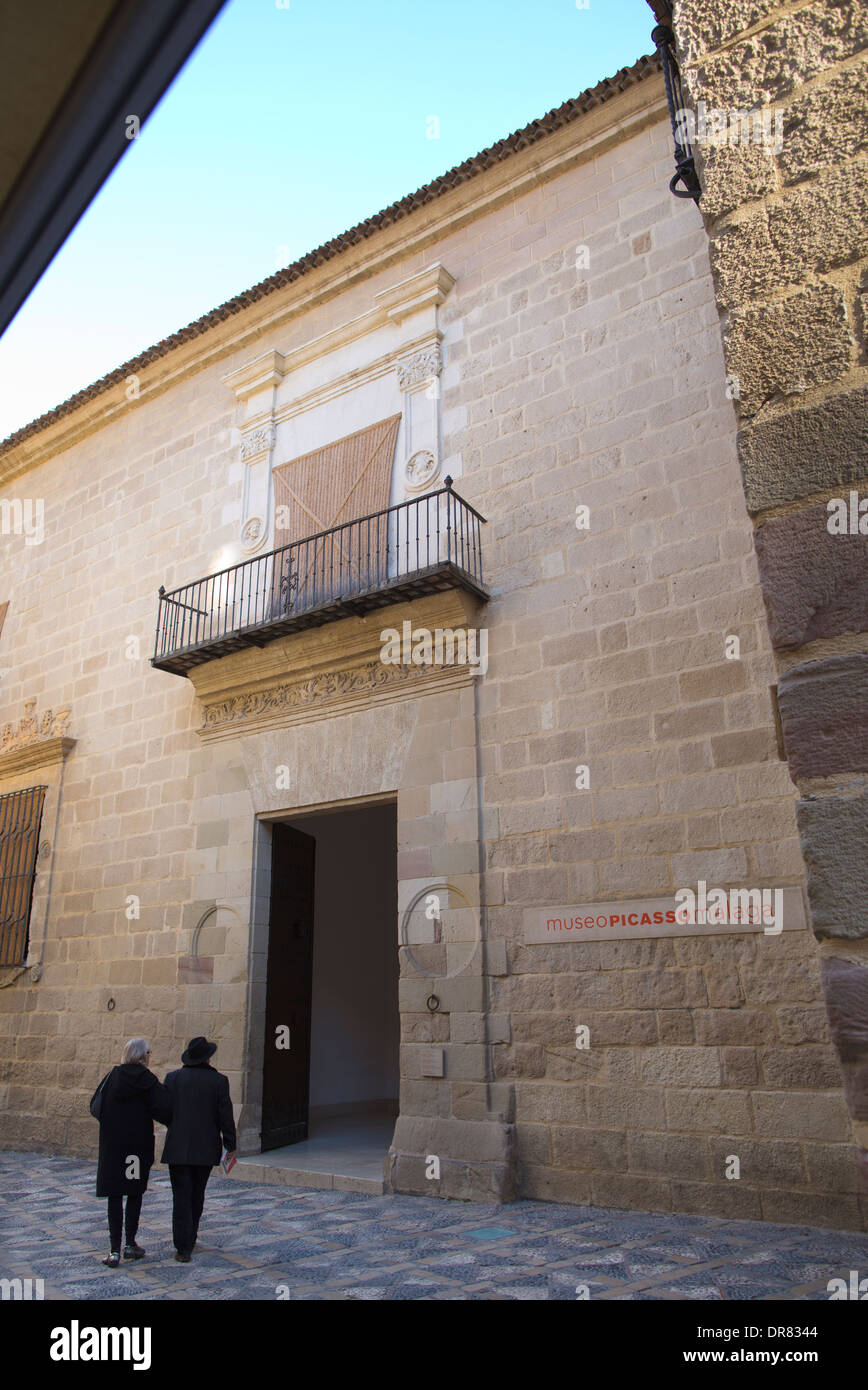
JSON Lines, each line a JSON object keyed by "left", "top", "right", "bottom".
{"left": 223, "top": 351, "right": 283, "bottom": 555}
{"left": 394, "top": 344, "right": 443, "bottom": 495}
{"left": 377, "top": 264, "right": 454, "bottom": 500}
{"left": 237, "top": 423, "right": 275, "bottom": 554}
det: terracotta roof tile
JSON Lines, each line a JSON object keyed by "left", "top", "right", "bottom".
{"left": 0, "top": 52, "right": 660, "bottom": 453}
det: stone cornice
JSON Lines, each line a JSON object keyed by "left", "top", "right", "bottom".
{"left": 374, "top": 263, "right": 456, "bottom": 324}
{"left": 223, "top": 351, "right": 284, "bottom": 402}
{"left": 0, "top": 78, "right": 667, "bottom": 484}
{"left": 221, "top": 264, "right": 453, "bottom": 410}
{"left": 0, "top": 736, "right": 76, "bottom": 780}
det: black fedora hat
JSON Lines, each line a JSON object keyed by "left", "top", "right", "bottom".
{"left": 182, "top": 1035, "right": 217, "bottom": 1065}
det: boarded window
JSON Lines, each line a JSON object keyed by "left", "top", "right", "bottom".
{"left": 271, "top": 415, "right": 401, "bottom": 610}
{"left": 0, "top": 786, "right": 46, "bottom": 966}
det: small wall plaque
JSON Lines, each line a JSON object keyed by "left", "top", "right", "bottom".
{"left": 421, "top": 1047, "right": 445, "bottom": 1078}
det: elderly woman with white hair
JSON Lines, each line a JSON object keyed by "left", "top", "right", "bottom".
{"left": 90, "top": 1038, "right": 172, "bottom": 1267}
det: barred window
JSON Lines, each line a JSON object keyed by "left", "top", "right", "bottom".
{"left": 0, "top": 786, "right": 46, "bottom": 966}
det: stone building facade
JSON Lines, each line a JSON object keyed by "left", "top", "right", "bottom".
{"left": 0, "top": 44, "right": 864, "bottom": 1229}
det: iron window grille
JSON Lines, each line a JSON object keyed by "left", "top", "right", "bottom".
{"left": 0, "top": 785, "right": 46, "bottom": 967}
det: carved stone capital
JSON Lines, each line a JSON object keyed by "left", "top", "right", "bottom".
{"left": 240, "top": 425, "right": 275, "bottom": 461}
{"left": 397, "top": 345, "right": 442, "bottom": 392}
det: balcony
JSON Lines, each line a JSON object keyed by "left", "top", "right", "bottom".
{"left": 152, "top": 478, "right": 488, "bottom": 676}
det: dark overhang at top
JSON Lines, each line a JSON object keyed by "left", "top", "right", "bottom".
{"left": 0, "top": 0, "right": 226, "bottom": 341}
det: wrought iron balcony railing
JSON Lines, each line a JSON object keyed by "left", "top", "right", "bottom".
{"left": 152, "top": 477, "right": 488, "bottom": 675}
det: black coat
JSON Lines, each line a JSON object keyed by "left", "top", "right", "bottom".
{"left": 95, "top": 1064, "right": 172, "bottom": 1197}
{"left": 160, "top": 1060, "right": 236, "bottom": 1166}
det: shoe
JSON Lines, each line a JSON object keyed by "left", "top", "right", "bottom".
{"left": 123, "top": 1242, "right": 145, "bottom": 1260}
{"left": 102, "top": 1251, "right": 120, "bottom": 1268}
{"left": 174, "top": 1251, "right": 192, "bottom": 1263}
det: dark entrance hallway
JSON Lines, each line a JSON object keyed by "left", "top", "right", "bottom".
{"left": 255, "top": 799, "right": 399, "bottom": 1189}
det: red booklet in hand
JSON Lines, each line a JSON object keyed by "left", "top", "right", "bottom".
{"left": 221, "top": 1148, "right": 236, "bottom": 1175}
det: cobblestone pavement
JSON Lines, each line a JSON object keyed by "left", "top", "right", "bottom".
{"left": 1, "top": 1152, "right": 867, "bottom": 1301}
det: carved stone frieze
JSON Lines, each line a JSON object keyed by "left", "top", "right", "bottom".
{"left": 1, "top": 699, "right": 71, "bottom": 753}
{"left": 189, "top": 589, "right": 486, "bottom": 743}
{"left": 0, "top": 699, "right": 75, "bottom": 782}
{"left": 201, "top": 658, "right": 424, "bottom": 732}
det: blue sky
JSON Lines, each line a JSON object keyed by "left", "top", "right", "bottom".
{"left": 0, "top": 0, "right": 654, "bottom": 441}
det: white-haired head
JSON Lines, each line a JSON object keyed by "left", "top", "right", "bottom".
{"left": 122, "top": 1037, "right": 151, "bottom": 1065}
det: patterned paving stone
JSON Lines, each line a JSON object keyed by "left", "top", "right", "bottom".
{"left": 336, "top": 1267, "right": 459, "bottom": 1298}
{"left": 170, "top": 1280, "right": 271, "bottom": 1302}
{"left": 265, "top": 1267, "right": 341, "bottom": 1288}
{"left": 571, "top": 1262, "right": 636, "bottom": 1283}
{"left": 288, "top": 1253, "right": 393, "bottom": 1281}
{"left": 639, "top": 1236, "right": 751, "bottom": 1262}
{"left": 788, "top": 1238, "right": 868, "bottom": 1263}
{"left": 506, "top": 1233, "right": 609, "bottom": 1259}
{"left": 230, "top": 1238, "right": 333, "bottom": 1263}
{"left": 304, "top": 1220, "right": 414, "bottom": 1247}
{"left": 2, "top": 1150, "right": 868, "bottom": 1302}
{"left": 478, "top": 1274, "right": 562, "bottom": 1300}
{"left": 50, "top": 1273, "right": 146, "bottom": 1299}
{"left": 426, "top": 1254, "right": 540, "bottom": 1282}
{"left": 372, "top": 1278, "right": 454, "bottom": 1301}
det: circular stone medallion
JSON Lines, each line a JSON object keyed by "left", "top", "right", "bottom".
{"left": 404, "top": 450, "right": 439, "bottom": 491}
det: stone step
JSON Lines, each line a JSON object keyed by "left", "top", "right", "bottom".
{"left": 227, "top": 1149, "right": 386, "bottom": 1195}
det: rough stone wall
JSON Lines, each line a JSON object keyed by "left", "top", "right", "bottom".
{"left": 667, "top": 0, "right": 868, "bottom": 1217}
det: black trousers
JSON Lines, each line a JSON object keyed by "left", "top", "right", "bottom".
{"left": 168, "top": 1164, "right": 211, "bottom": 1254}
{"left": 107, "top": 1193, "right": 142, "bottom": 1250}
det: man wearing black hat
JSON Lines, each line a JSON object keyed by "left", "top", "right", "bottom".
{"left": 161, "top": 1037, "right": 236, "bottom": 1262}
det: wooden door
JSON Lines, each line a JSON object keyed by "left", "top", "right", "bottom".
{"left": 261, "top": 823, "right": 316, "bottom": 1150}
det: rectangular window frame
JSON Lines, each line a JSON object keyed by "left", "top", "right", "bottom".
{"left": 0, "top": 785, "right": 47, "bottom": 967}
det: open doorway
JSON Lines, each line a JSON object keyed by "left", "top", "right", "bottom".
{"left": 260, "top": 799, "right": 399, "bottom": 1183}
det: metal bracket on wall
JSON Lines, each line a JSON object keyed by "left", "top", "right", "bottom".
{"left": 647, "top": 0, "right": 702, "bottom": 203}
